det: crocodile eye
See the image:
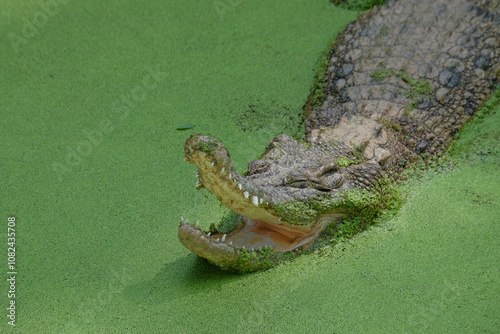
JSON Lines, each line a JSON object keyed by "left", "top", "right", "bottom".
{"left": 287, "top": 180, "right": 309, "bottom": 188}
{"left": 310, "top": 181, "right": 332, "bottom": 191}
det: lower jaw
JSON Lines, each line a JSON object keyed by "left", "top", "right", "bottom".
{"left": 178, "top": 213, "right": 345, "bottom": 272}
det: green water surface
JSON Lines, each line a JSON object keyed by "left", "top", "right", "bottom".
{"left": 1, "top": 0, "right": 499, "bottom": 333}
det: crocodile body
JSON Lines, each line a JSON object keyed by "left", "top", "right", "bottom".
{"left": 179, "top": 0, "right": 500, "bottom": 272}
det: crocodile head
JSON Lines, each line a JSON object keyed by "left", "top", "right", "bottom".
{"left": 178, "top": 134, "right": 384, "bottom": 272}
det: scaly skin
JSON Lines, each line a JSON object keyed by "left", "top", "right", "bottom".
{"left": 178, "top": 0, "right": 500, "bottom": 272}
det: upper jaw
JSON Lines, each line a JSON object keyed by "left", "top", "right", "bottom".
{"left": 184, "top": 134, "right": 285, "bottom": 226}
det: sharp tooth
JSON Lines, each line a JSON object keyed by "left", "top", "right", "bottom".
{"left": 215, "top": 238, "right": 219, "bottom": 242}
{"left": 243, "top": 191, "right": 249, "bottom": 199}
{"left": 251, "top": 247, "right": 254, "bottom": 251}
{"left": 196, "top": 180, "right": 202, "bottom": 187}
{"left": 252, "top": 195, "right": 259, "bottom": 207}
{"left": 229, "top": 173, "right": 232, "bottom": 179}
{"left": 222, "top": 167, "right": 225, "bottom": 172}
{"left": 229, "top": 241, "right": 232, "bottom": 246}
{"left": 207, "top": 232, "right": 211, "bottom": 237}
{"left": 238, "top": 183, "right": 242, "bottom": 190}
{"left": 194, "top": 220, "right": 199, "bottom": 229}
{"left": 278, "top": 217, "right": 282, "bottom": 221}
{"left": 211, "top": 161, "right": 215, "bottom": 166}
{"left": 181, "top": 216, "right": 185, "bottom": 222}
{"left": 260, "top": 198, "right": 263, "bottom": 204}
{"left": 242, "top": 246, "right": 245, "bottom": 250}
{"left": 221, "top": 234, "right": 226, "bottom": 242}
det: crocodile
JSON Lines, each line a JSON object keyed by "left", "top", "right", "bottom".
{"left": 178, "top": 0, "right": 500, "bottom": 272}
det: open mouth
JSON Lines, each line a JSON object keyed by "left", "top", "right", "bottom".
{"left": 178, "top": 134, "right": 346, "bottom": 271}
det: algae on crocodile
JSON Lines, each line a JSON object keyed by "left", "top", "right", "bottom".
{"left": 337, "top": 156, "right": 359, "bottom": 167}
{"left": 270, "top": 176, "right": 402, "bottom": 230}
